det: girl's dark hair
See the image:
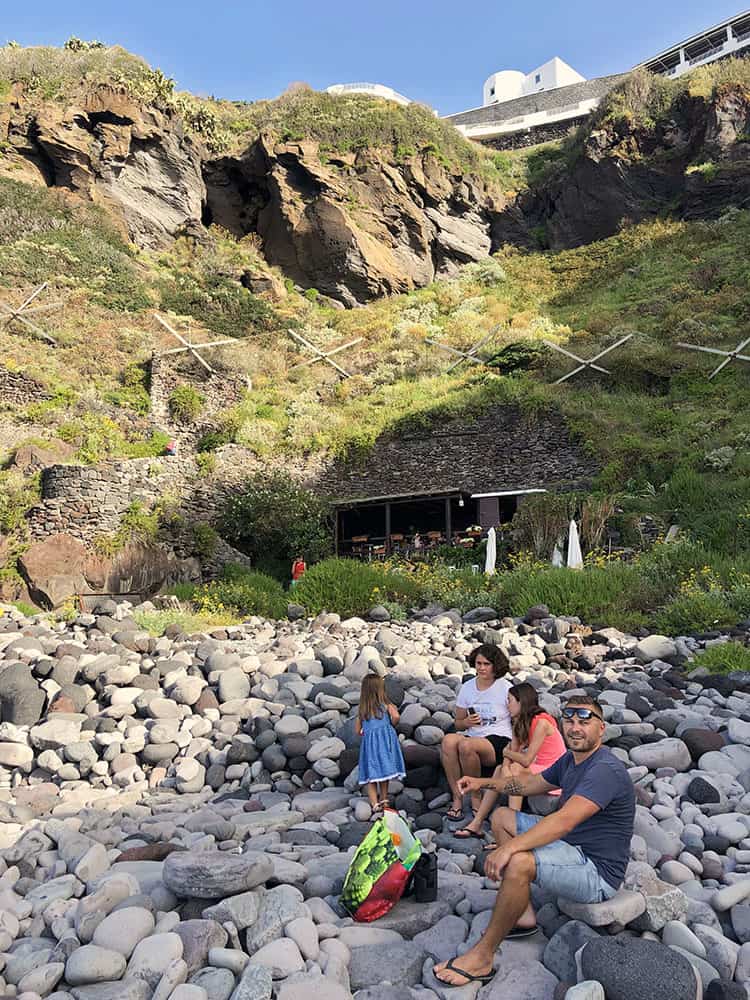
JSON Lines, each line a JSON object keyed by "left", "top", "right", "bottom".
{"left": 468, "top": 643, "right": 510, "bottom": 680}
{"left": 359, "top": 674, "right": 387, "bottom": 721}
{"left": 509, "top": 682, "right": 544, "bottom": 746}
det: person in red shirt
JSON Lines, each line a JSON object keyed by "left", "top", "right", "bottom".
{"left": 290, "top": 556, "right": 306, "bottom": 587}
{"left": 455, "top": 682, "right": 566, "bottom": 839}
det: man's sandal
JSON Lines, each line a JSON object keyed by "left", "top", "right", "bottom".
{"left": 434, "top": 957, "right": 495, "bottom": 986}
{"left": 506, "top": 924, "right": 539, "bottom": 938}
{"left": 445, "top": 805, "right": 463, "bottom": 820}
{"left": 454, "top": 827, "right": 482, "bottom": 839}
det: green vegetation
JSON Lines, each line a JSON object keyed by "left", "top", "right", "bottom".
{"left": 220, "top": 472, "right": 334, "bottom": 580}
{"left": 168, "top": 385, "right": 204, "bottom": 423}
{"left": 292, "top": 558, "right": 421, "bottom": 618}
{"left": 690, "top": 642, "right": 750, "bottom": 675}
{"left": 193, "top": 565, "right": 288, "bottom": 620}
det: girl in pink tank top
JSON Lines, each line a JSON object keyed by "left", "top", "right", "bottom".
{"left": 455, "top": 682, "right": 566, "bottom": 839}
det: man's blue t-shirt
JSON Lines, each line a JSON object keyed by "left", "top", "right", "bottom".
{"left": 542, "top": 745, "right": 635, "bottom": 890}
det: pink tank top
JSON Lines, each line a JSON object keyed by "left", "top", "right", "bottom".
{"left": 527, "top": 712, "right": 566, "bottom": 770}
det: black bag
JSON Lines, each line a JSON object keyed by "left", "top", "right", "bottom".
{"left": 404, "top": 851, "right": 438, "bottom": 903}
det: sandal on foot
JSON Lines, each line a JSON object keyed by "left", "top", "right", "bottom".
{"left": 506, "top": 924, "right": 539, "bottom": 939}
{"left": 454, "top": 827, "right": 481, "bottom": 839}
{"left": 445, "top": 806, "right": 463, "bottom": 820}
{"left": 435, "top": 957, "right": 495, "bottom": 987}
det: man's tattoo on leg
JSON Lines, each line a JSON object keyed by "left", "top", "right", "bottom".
{"left": 503, "top": 778, "right": 523, "bottom": 796}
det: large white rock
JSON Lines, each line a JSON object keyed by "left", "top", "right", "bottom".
{"left": 93, "top": 906, "right": 155, "bottom": 957}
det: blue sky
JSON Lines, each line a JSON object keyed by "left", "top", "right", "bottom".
{"left": 4, "top": 0, "right": 745, "bottom": 114}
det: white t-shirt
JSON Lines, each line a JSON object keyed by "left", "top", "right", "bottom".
{"left": 455, "top": 677, "right": 512, "bottom": 739}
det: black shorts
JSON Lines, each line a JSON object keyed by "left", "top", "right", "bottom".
{"left": 481, "top": 735, "right": 510, "bottom": 776}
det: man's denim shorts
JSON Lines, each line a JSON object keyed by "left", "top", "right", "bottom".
{"left": 515, "top": 812, "right": 617, "bottom": 903}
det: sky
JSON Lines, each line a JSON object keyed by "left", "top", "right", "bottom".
{"left": 4, "top": 0, "right": 746, "bottom": 115}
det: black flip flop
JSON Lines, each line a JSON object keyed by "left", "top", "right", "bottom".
{"left": 445, "top": 806, "right": 463, "bottom": 820}
{"left": 506, "top": 924, "right": 539, "bottom": 939}
{"left": 453, "top": 827, "right": 482, "bottom": 839}
{"left": 435, "top": 957, "right": 496, "bottom": 987}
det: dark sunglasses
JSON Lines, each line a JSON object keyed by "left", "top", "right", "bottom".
{"left": 561, "top": 707, "right": 603, "bottom": 722}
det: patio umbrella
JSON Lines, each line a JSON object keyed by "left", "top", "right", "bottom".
{"left": 567, "top": 519, "right": 583, "bottom": 570}
{"left": 484, "top": 527, "right": 497, "bottom": 576}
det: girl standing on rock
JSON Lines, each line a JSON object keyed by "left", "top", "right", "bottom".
{"left": 356, "top": 674, "right": 405, "bottom": 817}
{"left": 441, "top": 643, "right": 513, "bottom": 819}
{"left": 455, "top": 681, "right": 566, "bottom": 840}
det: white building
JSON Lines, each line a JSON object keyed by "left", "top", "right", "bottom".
{"left": 641, "top": 9, "right": 750, "bottom": 78}
{"left": 483, "top": 57, "right": 586, "bottom": 107}
{"left": 326, "top": 82, "right": 411, "bottom": 106}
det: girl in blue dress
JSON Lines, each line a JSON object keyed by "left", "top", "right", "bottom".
{"left": 356, "top": 674, "right": 406, "bottom": 815}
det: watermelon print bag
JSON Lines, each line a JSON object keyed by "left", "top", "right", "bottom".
{"left": 340, "top": 809, "right": 423, "bottom": 922}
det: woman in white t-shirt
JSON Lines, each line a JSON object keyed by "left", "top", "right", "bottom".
{"left": 440, "top": 643, "right": 512, "bottom": 819}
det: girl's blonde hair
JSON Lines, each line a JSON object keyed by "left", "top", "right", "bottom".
{"left": 359, "top": 674, "right": 387, "bottom": 721}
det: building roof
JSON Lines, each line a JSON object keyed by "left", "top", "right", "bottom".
{"left": 445, "top": 73, "right": 626, "bottom": 128}
{"left": 640, "top": 9, "right": 750, "bottom": 66}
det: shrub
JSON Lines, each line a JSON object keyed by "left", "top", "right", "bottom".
{"left": 191, "top": 522, "right": 218, "bottom": 559}
{"left": 168, "top": 384, "right": 204, "bottom": 423}
{"left": 496, "top": 562, "right": 645, "bottom": 626}
{"left": 690, "top": 642, "right": 750, "bottom": 674}
{"left": 511, "top": 493, "right": 572, "bottom": 559}
{"left": 220, "top": 472, "right": 333, "bottom": 577}
{"left": 159, "top": 271, "right": 277, "bottom": 338}
{"left": 194, "top": 568, "right": 287, "bottom": 619}
{"left": 653, "top": 590, "right": 737, "bottom": 634}
{"left": 293, "top": 558, "right": 420, "bottom": 617}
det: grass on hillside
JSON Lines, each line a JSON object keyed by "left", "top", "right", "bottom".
{"left": 690, "top": 642, "right": 750, "bottom": 675}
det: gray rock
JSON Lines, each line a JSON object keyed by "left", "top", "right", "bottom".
{"left": 229, "top": 962, "right": 273, "bottom": 1000}
{"left": 635, "top": 636, "right": 677, "bottom": 663}
{"left": 629, "top": 739, "right": 691, "bottom": 771}
{"left": 245, "top": 885, "right": 309, "bottom": 953}
{"left": 163, "top": 850, "right": 273, "bottom": 898}
{"left": 349, "top": 942, "right": 426, "bottom": 989}
{"left": 580, "top": 935, "right": 698, "bottom": 1000}
{"left": 189, "top": 967, "right": 235, "bottom": 1000}
{"left": 543, "top": 920, "right": 600, "bottom": 981}
{"left": 65, "top": 945, "right": 127, "bottom": 985}
{"left": 558, "top": 890, "right": 645, "bottom": 927}
{"left": 203, "top": 889, "right": 264, "bottom": 930}
{"left": 481, "top": 960, "right": 558, "bottom": 999}
{"left": 369, "top": 897, "right": 451, "bottom": 938}
{"left": 70, "top": 980, "right": 151, "bottom": 1000}
{"left": 412, "top": 915, "right": 468, "bottom": 962}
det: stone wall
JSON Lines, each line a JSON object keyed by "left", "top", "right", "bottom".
{"left": 479, "top": 118, "right": 591, "bottom": 151}
{"left": 317, "top": 405, "right": 598, "bottom": 501}
{"left": 149, "top": 352, "right": 249, "bottom": 441}
{"left": 0, "top": 365, "right": 49, "bottom": 407}
{"left": 25, "top": 456, "right": 246, "bottom": 546}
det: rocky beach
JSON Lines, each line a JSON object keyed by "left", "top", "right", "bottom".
{"left": 1, "top": 602, "right": 750, "bottom": 1000}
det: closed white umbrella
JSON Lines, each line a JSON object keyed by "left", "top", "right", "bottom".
{"left": 567, "top": 519, "right": 583, "bottom": 570}
{"left": 484, "top": 527, "right": 497, "bottom": 576}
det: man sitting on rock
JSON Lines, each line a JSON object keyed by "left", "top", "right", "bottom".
{"left": 435, "top": 694, "right": 635, "bottom": 988}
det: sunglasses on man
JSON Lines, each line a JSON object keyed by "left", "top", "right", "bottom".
{"left": 560, "top": 707, "right": 603, "bottom": 722}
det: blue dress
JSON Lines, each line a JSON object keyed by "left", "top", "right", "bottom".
{"left": 358, "top": 706, "right": 406, "bottom": 784}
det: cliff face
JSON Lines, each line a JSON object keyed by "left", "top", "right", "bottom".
{"left": 493, "top": 85, "right": 750, "bottom": 250}
{"left": 0, "top": 86, "right": 205, "bottom": 247}
{"left": 1, "top": 84, "right": 502, "bottom": 304}
{"left": 204, "top": 135, "right": 500, "bottom": 305}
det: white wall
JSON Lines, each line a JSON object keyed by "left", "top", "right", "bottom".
{"left": 483, "top": 57, "right": 586, "bottom": 107}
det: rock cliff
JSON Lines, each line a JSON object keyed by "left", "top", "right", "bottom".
{"left": 1, "top": 85, "right": 501, "bottom": 304}
{"left": 493, "top": 83, "right": 750, "bottom": 250}
{"left": 0, "top": 86, "right": 205, "bottom": 247}
{"left": 204, "top": 135, "right": 500, "bottom": 305}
